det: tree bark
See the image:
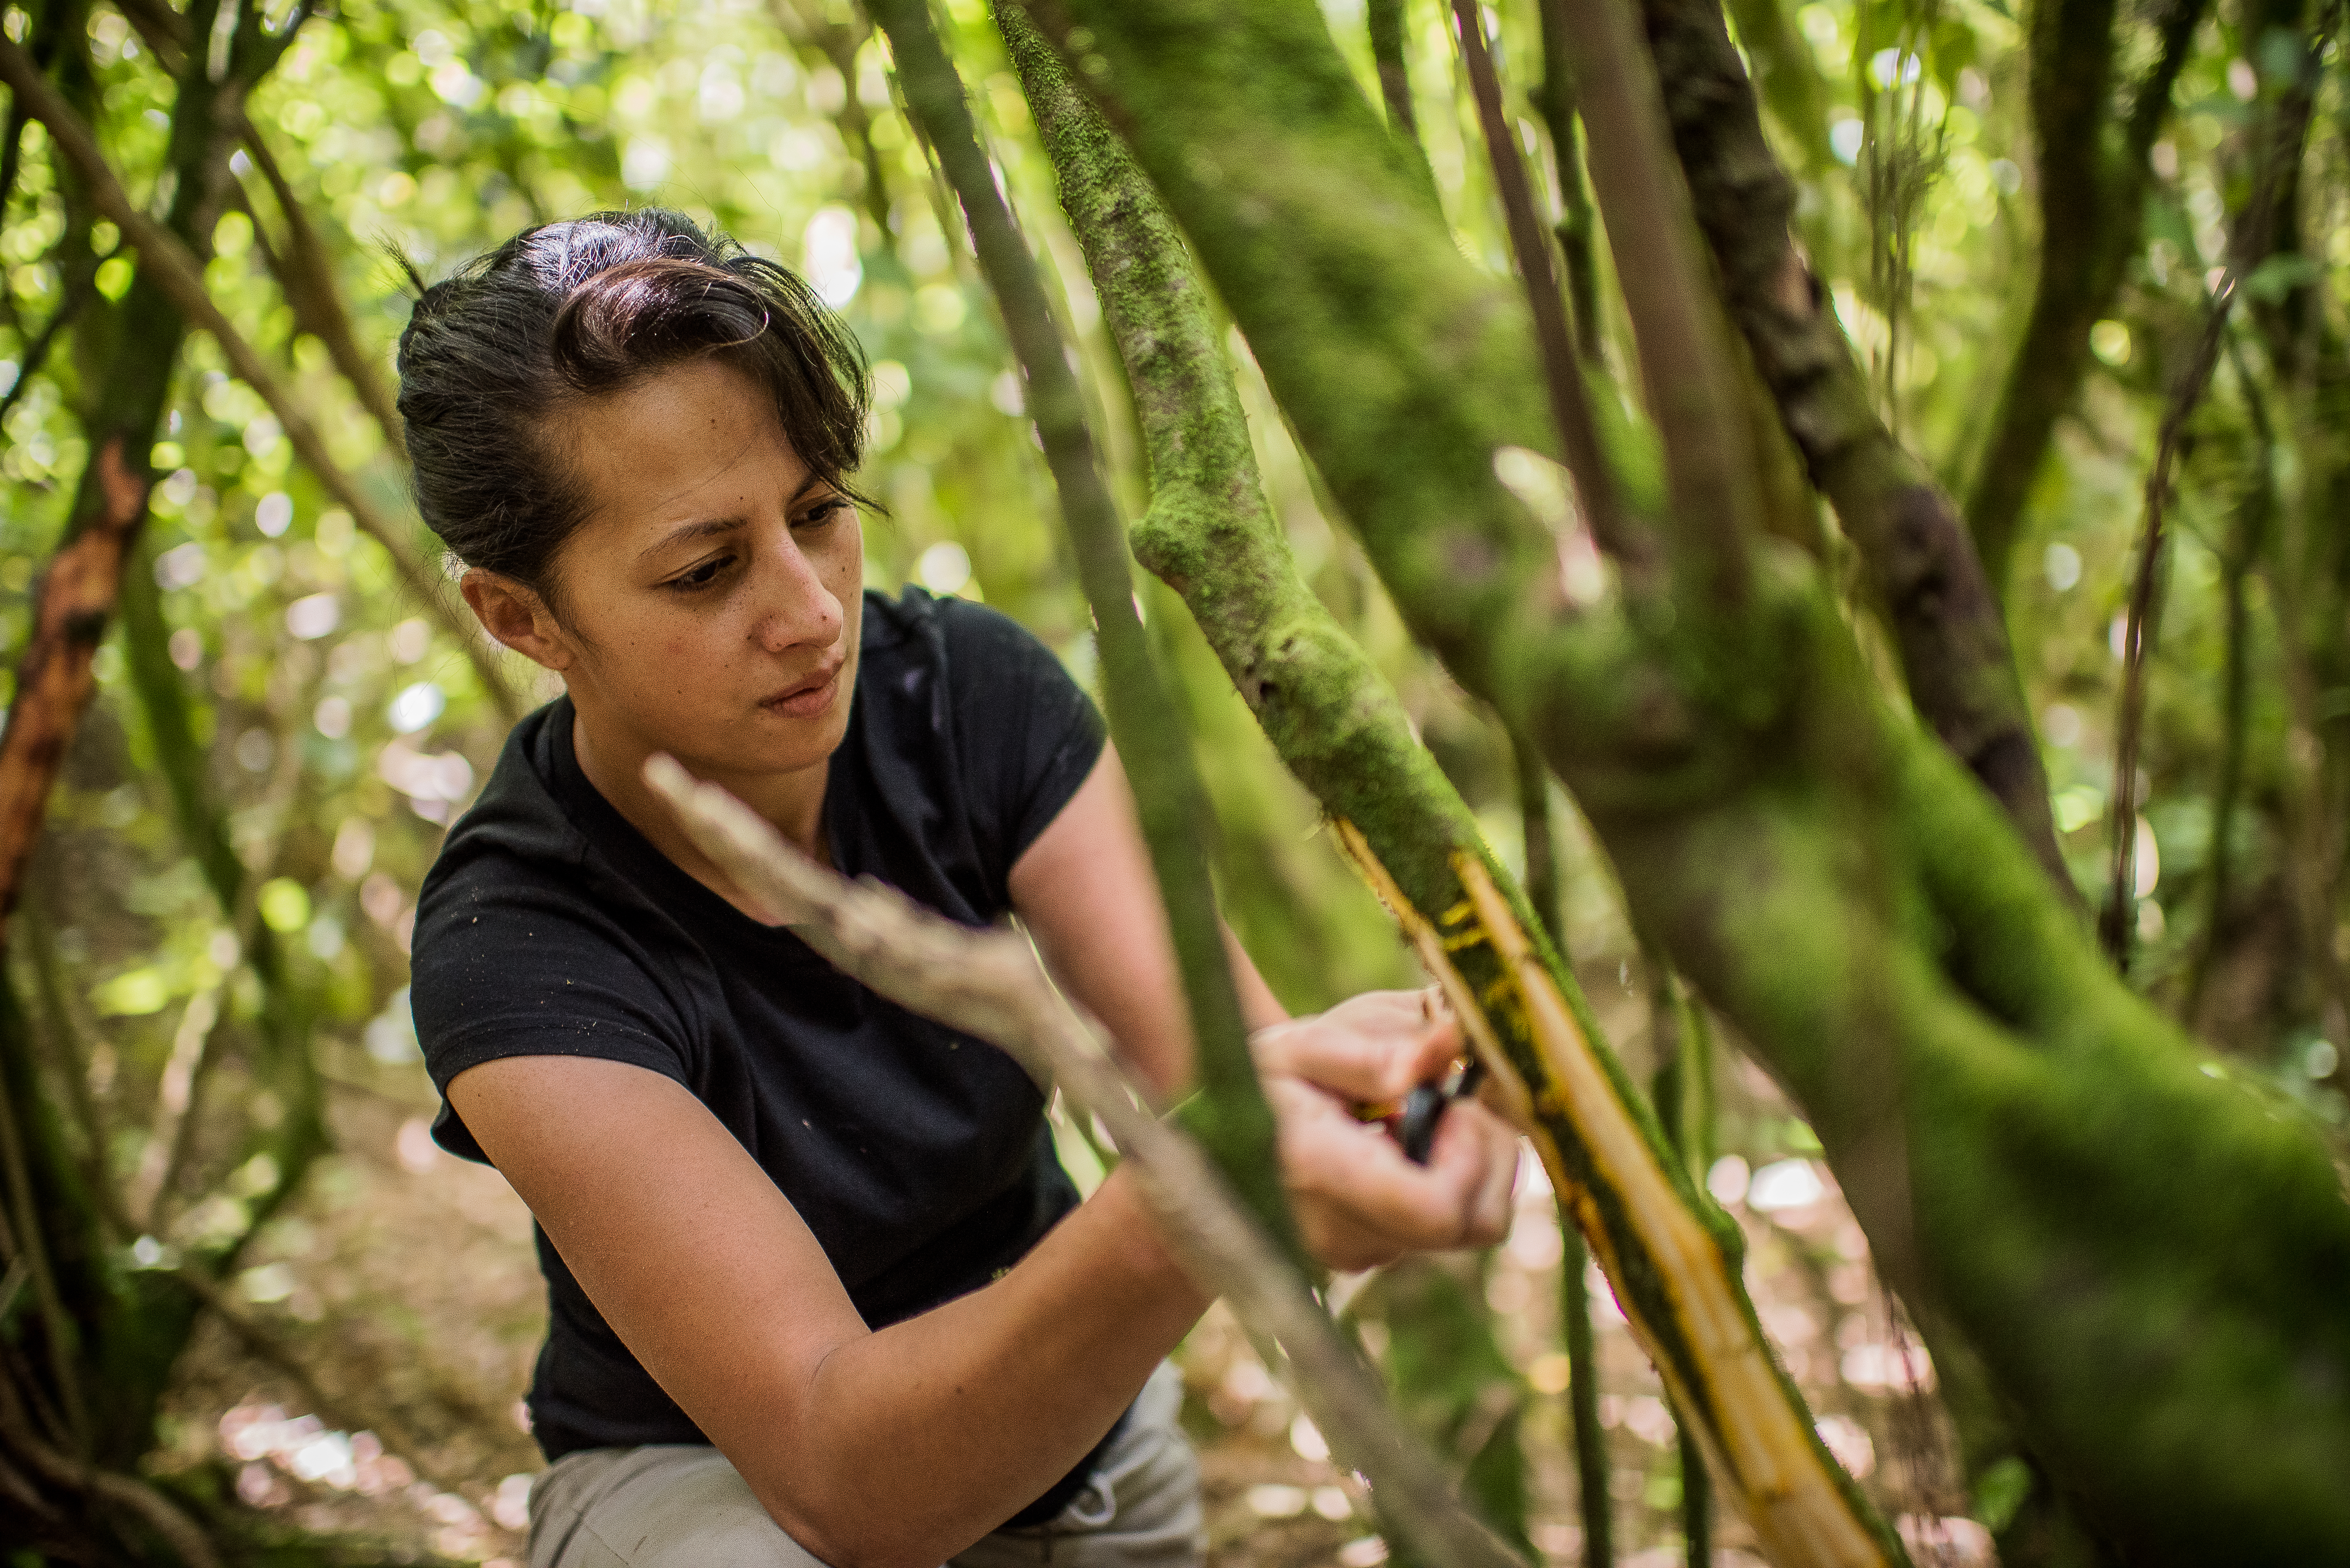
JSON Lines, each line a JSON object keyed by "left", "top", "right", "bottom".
{"left": 1634, "top": 0, "right": 2075, "bottom": 897}
{"left": 1960, "top": 0, "right": 2209, "bottom": 599}
{"left": 1004, "top": 14, "right": 1904, "bottom": 1561}
{"left": 1019, "top": 0, "right": 2350, "bottom": 1555}
{"left": 867, "top": 0, "right": 1296, "bottom": 1252}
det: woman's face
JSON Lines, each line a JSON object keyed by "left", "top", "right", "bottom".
{"left": 526, "top": 358, "right": 864, "bottom": 791}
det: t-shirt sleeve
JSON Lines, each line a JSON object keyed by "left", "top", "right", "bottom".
{"left": 410, "top": 852, "right": 697, "bottom": 1163}
{"left": 939, "top": 597, "right": 1108, "bottom": 893}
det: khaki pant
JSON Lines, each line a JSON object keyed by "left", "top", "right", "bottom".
{"left": 525, "top": 1363, "right": 1201, "bottom": 1568}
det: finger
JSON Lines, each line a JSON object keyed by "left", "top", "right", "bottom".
{"left": 1420, "top": 1104, "right": 1499, "bottom": 1240}
{"left": 1273, "top": 1080, "right": 1488, "bottom": 1250}
{"left": 1254, "top": 995, "right": 1465, "bottom": 1103}
{"left": 1428, "top": 1103, "right": 1520, "bottom": 1245}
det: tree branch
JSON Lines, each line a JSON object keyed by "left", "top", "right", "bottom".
{"left": 1637, "top": 0, "right": 2076, "bottom": 895}
{"left": 1719, "top": 0, "right": 1835, "bottom": 175}
{"left": 768, "top": 0, "right": 897, "bottom": 244}
{"left": 1545, "top": 0, "right": 1757, "bottom": 616}
{"left": 642, "top": 755, "right": 1524, "bottom": 1568}
{"left": 1533, "top": 0, "right": 1604, "bottom": 362}
{"left": 0, "top": 439, "right": 145, "bottom": 927}
{"left": 1367, "top": 0, "right": 1443, "bottom": 210}
{"left": 0, "top": 1392, "right": 220, "bottom": 1568}
{"left": 1961, "top": 0, "right": 2210, "bottom": 596}
{"left": 1001, "top": 18, "right": 1903, "bottom": 1560}
{"left": 2180, "top": 335, "right": 2270, "bottom": 1028}
{"left": 235, "top": 124, "right": 404, "bottom": 454}
{"left": 0, "top": 34, "right": 521, "bottom": 720}
{"left": 1513, "top": 735, "right": 1612, "bottom": 1567}
{"left": 1014, "top": 0, "right": 2350, "bottom": 1550}
{"left": 0, "top": 243, "right": 103, "bottom": 432}
{"left": 864, "top": 0, "right": 1294, "bottom": 1250}
{"left": 2103, "top": 10, "right": 2323, "bottom": 970}
{"left": 1449, "top": 0, "right": 1641, "bottom": 569}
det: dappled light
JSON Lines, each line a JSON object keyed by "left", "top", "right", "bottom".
{"left": 1, "top": 0, "right": 2346, "bottom": 1563}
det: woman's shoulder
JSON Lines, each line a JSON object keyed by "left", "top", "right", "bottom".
{"left": 409, "top": 707, "right": 706, "bottom": 1122}
{"left": 419, "top": 703, "right": 586, "bottom": 909}
{"left": 414, "top": 700, "right": 682, "bottom": 983}
{"left": 858, "top": 585, "right": 1085, "bottom": 711}
{"left": 861, "top": 582, "right": 1044, "bottom": 652}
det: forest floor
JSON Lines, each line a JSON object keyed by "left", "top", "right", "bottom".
{"left": 148, "top": 977, "right": 1998, "bottom": 1568}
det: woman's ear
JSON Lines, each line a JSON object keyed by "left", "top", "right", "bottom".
{"left": 462, "top": 569, "right": 574, "bottom": 672}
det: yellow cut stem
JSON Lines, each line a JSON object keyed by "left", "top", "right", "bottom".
{"left": 1331, "top": 821, "right": 1893, "bottom": 1568}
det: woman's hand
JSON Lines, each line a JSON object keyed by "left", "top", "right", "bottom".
{"left": 1251, "top": 989, "right": 1520, "bottom": 1272}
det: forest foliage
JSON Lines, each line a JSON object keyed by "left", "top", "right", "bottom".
{"left": 0, "top": 0, "right": 2346, "bottom": 1561}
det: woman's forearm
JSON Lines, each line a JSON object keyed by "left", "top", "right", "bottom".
{"left": 747, "top": 1166, "right": 1209, "bottom": 1568}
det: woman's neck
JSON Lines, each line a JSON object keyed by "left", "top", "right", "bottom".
{"left": 569, "top": 698, "right": 832, "bottom": 919}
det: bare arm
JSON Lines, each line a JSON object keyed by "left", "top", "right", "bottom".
{"left": 1012, "top": 746, "right": 1519, "bottom": 1268}
{"left": 449, "top": 748, "right": 1514, "bottom": 1568}
{"left": 451, "top": 1055, "right": 1206, "bottom": 1568}
{"left": 1009, "top": 743, "right": 1285, "bottom": 1099}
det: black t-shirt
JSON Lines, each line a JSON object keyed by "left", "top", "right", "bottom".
{"left": 413, "top": 588, "right": 1108, "bottom": 1481}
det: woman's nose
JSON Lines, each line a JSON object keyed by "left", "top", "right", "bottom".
{"left": 749, "top": 528, "right": 843, "bottom": 652}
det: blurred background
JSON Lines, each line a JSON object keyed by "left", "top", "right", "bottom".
{"left": 3, "top": 0, "right": 2343, "bottom": 1561}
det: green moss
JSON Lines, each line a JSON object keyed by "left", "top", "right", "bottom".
{"left": 1039, "top": 4, "right": 2350, "bottom": 1545}
{"left": 1008, "top": 16, "right": 1898, "bottom": 1557}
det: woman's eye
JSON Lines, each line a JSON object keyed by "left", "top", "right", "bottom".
{"left": 666, "top": 555, "right": 734, "bottom": 592}
{"left": 797, "top": 498, "right": 852, "bottom": 529}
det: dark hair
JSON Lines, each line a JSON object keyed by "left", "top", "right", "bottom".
{"left": 395, "top": 209, "right": 870, "bottom": 606}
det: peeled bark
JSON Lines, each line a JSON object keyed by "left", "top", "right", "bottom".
{"left": 0, "top": 440, "right": 146, "bottom": 923}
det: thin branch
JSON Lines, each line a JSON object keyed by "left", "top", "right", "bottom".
{"left": 868, "top": 0, "right": 1293, "bottom": 1248}
{"left": 2102, "top": 11, "right": 2326, "bottom": 969}
{"left": 2100, "top": 308, "right": 2219, "bottom": 968}
{"left": 769, "top": 0, "right": 897, "bottom": 245}
{"left": 1368, "top": 0, "right": 1443, "bottom": 209}
{"left": 1449, "top": 0, "right": 1640, "bottom": 569}
{"left": 2180, "top": 335, "right": 2270, "bottom": 1027}
{"left": 109, "top": 0, "right": 190, "bottom": 67}
{"left": 1644, "top": 960, "right": 1711, "bottom": 1567}
{"left": 1719, "top": 0, "right": 1835, "bottom": 175}
{"left": 0, "top": 979, "right": 92, "bottom": 1450}
{"left": 1514, "top": 738, "right": 1564, "bottom": 952}
{"left": 165, "top": 1262, "right": 466, "bottom": 1495}
{"left": 1960, "top": 0, "right": 2209, "bottom": 594}
{"left": 18, "top": 892, "right": 133, "bottom": 1238}
{"left": 642, "top": 754, "right": 1526, "bottom": 1568}
{"left": 0, "top": 245, "right": 105, "bottom": 431}
{"left": 1513, "top": 736, "right": 1611, "bottom": 1566}
{"left": 235, "top": 124, "right": 404, "bottom": 452}
{"left": 0, "top": 1394, "right": 221, "bottom": 1568}
{"left": 231, "top": 0, "right": 317, "bottom": 83}
{"left": 1533, "top": 0, "right": 1603, "bottom": 362}
{"left": 0, "top": 34, "right": 522, "bottom": 720}
{"left": 1547, "top": 0, "right": 1757, "bottom": 614}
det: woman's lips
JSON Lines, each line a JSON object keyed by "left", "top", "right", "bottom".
{"left": 761, "top": 665, "right": 841, "bottom": 719}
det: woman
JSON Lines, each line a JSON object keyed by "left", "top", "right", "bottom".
{"left": 399, "top": 210, "right": 1519, "bottom": 1568}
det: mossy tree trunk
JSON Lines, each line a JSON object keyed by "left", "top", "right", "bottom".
{"left": 1003, "top": 0, "right": 2350, "bottom": 1559}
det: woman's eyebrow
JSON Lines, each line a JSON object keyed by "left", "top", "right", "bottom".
{"left": 638, "top": 514, "right": 750, "bottom": 562}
